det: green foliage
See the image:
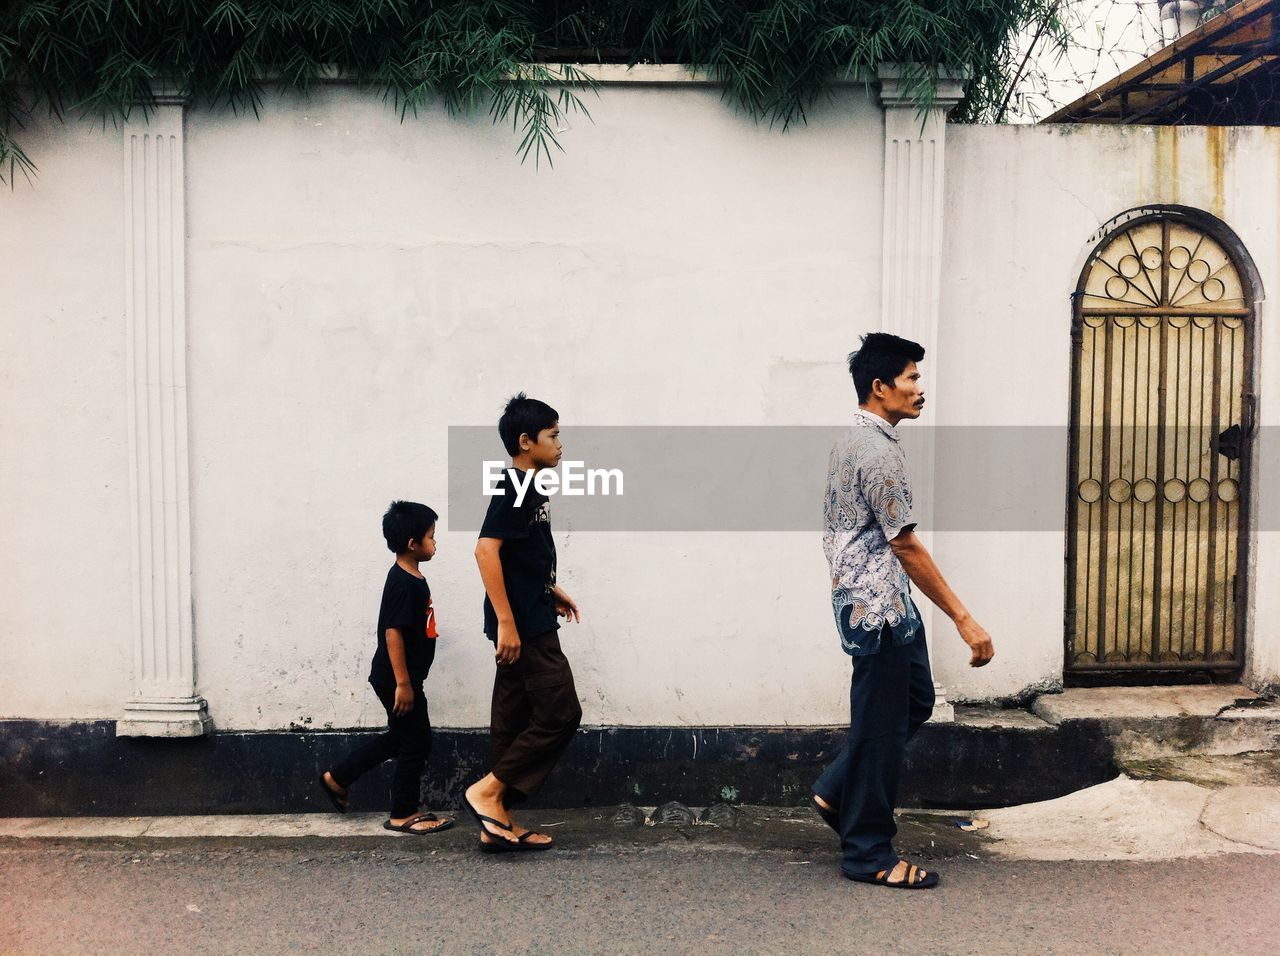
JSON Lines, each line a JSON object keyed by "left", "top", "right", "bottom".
{"left": 0, "top": 1, "right": 1067, "bottom": 182}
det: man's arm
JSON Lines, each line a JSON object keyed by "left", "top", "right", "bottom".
{"left": 475, "top": 538, "right": 521, "bottom": 664}
{"left": 890, "top": 530, "right": 994, "bottom": 667}
{"left": 385, "top": 628, "right": 414, "bottom": 714}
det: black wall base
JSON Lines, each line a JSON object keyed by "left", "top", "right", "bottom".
{"left": 0, "top": 719, "right": 1115, "bottom": 817}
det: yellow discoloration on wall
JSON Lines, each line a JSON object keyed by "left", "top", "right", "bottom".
{"left": 1207, "top": 126, "right": 1226, "bottom": 220}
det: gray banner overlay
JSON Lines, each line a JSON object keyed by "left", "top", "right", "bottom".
{"left": 446, "top": 426, "right": 1278, "bottom": 532}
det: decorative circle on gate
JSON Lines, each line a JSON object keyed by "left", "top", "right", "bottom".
{"left": 1164, "top": 478, "right": 1187, "bottom": 502}
{"left": 1224, "top": 315, "right": 1244, "bottom": 329}
{"left": 1168, "top": 313, "right": 1190, "bottom": 328}
{"left": 1080, "top": 221, "right": 1247, "bottom": 313}
{"left": 1218, "top": 478, "right": 1239, "bottom": 502}
{"left": 1114, "top": 314, "right": 1136, "bottom": 329}
{"left": 1188, "top": 478, "right": 1211, "bottom": 502}
{"left": 1109, "top": 479, "right": 1131, "bottom": 502}
{"left": 1078, "top": 479, "right": 1103, "bottom": 503}
{"left": 1192, "top": 314, "right": 1214, "bottom": 329}
{"left": 1134, "top": 478, "right": 1157, "bottom": 503}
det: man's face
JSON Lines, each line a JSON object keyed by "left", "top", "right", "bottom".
{"left": 523, "top": 422, "right": 562, "bottom": 469}
{"left": 876, "top": 361, "right": 925, "bottom": 422}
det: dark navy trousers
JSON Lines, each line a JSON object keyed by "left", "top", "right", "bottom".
{"left": 813, "top": 623, "right": 935, "bottom": 877}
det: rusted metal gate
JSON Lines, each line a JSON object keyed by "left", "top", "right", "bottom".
{"left": 1067, "top": 212, "right": 1255, "bottom": 678}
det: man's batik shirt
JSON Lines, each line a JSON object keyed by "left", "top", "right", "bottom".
{"left": 823, "top": 408, "right": 921, "bottom": 656}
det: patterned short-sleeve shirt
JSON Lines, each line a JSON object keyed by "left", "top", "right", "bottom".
{"left": 823, "top": 409, "right": 921, "bottom": 656}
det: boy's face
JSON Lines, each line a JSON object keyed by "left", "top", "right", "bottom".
{"left": 407, "top": 524, "right": 437, "bottom": 562}
{"left": 521, "top": 422, "right": 562, "bottom": 469}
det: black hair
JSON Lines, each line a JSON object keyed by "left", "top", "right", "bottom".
{"left": 847, "top": 333, "right": 925, "bottom": 404}
{"left": 497, "top": 392, "right": 559, "bottom": 457}
{"left": 382, "top": 500, "right": 438, "bottom": 554}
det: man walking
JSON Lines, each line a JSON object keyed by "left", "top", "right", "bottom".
{"left": 814, "top": 332, "right": 995, "bottom": 889}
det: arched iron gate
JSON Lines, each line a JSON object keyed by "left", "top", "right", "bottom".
{"left": 1067, "top": 211, "right": 1256, "bottom": 678}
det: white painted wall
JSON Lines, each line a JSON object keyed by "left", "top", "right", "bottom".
{"left": 0, "top": 114, "right": 133, "bottom": 719}
{"left": 168, "top": 82, "right": 880, "bottom": 730}
{"left": 941, "top": 124, "right": 1280, "bottom": 698}
{"left": 3, "top": 85, "right": 1277, "bottom": 729}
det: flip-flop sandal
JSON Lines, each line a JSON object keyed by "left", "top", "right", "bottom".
{"left": 845, "top": 861, "right": 939, "bottom": 890}
{"left": 318, "top": 773, "right": 348, "bottom": 814}
{"left": 812, "top": 796, "right": 839, "bottom": 833}
{"left": 383, "top": 812, "right": 455, "bottom": 835}
{"left": 513, "top": 830, "right": 555, "bottom": 851}
{"left": 463, "top": 795, "right": 520, "bottom": 849}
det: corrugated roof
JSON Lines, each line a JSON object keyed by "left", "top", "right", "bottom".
{"left": 1044, "top": 0, "right": 1280, "bottom": 124}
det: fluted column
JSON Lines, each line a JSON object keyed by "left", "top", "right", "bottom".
{"left": 877, "top": 66, "right": 966, "bottom": 722}
{"left": 116, "top": 94, "right": 210, "bottom": 737}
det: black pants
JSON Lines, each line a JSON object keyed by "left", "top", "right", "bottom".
{"left": 331, "top": 681, "right": 431, "bottom": 819}
{"left": 813, "top": 624, "right": 934, "bottom": 877}
{"left": 490, "top": 630, "right": 583, "bottom": 802}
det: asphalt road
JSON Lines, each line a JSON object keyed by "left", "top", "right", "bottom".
{"left": 3, "top": 833, "right": 1275, "bottom": 955}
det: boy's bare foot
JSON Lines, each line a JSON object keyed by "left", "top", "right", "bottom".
{"left": 320, "top": 771, "right": 349, "bottom": 812}
{"left": 464, "top": 776, "right": 518, "bottom": 845}
{"left": 508, "top": 822, "right": 553, "bottom": 846}
{"left": 387, "top": 812, "right": 452, "bottom": 833}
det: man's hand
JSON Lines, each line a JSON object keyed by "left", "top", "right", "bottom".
{"left": 957, "top": 616, "right": 995, "bottom": 667}
{"left": 393, "top": 683, "right": 414, "bottom": 716}
{"left": 553, "top": 587, "right": 581, "bottom": 623}
{"left": 495, "top": 619, "right": 521, "bottom": 665}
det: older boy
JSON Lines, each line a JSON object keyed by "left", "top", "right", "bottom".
{"left": 319, "top": 501, "right": 453, "bottom": 835}
{"left": 463, "top": 393, "right": 583, "bottom": 852}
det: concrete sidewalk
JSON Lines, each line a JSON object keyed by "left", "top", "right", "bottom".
{"left": 5, "top": 762, "right": 1278, "bottom": 862}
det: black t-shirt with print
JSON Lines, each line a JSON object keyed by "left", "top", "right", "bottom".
{"left": 480, "top": 467, "right": 559, "bottom": 642}
{"left": 369, "top": 564, "right": 437, "bottom": 687}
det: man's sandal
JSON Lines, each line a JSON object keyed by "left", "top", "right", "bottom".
{"left": 318, "top": 772, "right": 348, "bottom": 814}
{"left": 383, "top": 812, "right": 454, "bottom": 834}
{"left": 846, "top": 861, "right": 939, "bottom": 889}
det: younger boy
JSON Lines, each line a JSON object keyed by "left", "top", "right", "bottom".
{"left": 463, "top": 393, "right": 584, "bottom": 852}
{"left": 320, "top": 501, "right": 454, "bottom": 834}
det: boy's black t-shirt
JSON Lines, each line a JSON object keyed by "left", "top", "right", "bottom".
{"left": 369, "top": 564, "right": 437, "bottom": 687}
{"left": 480, "top": 468, "right": 559, "bottom": 641}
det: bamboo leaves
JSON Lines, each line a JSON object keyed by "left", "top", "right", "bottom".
{"left": 0, "top": 0, "right": 1065, "bottom": 183}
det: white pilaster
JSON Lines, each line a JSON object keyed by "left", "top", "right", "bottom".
{"left": 877, "top": 65, "right": 966, "bottom": 722}
{"left": 117, "top": 94, "right": 210, "bottom": 738}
